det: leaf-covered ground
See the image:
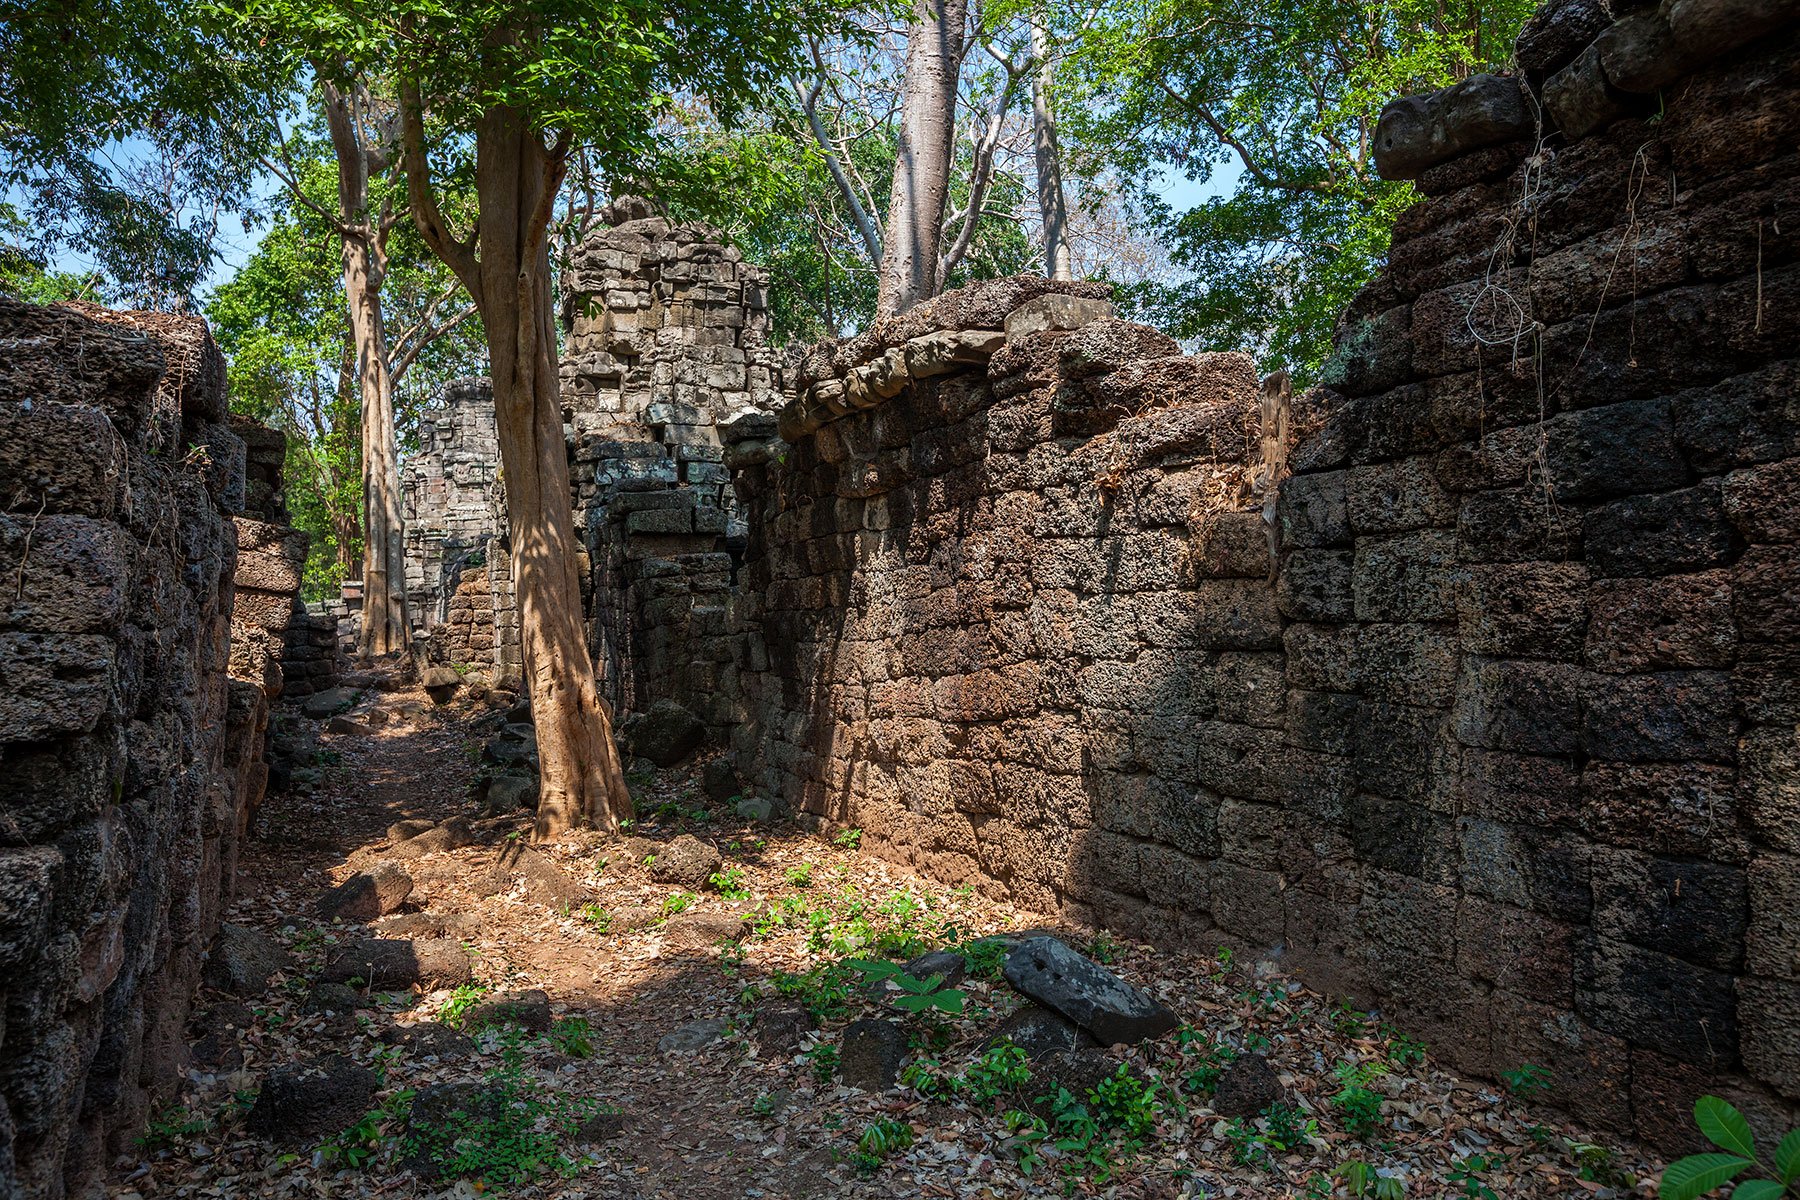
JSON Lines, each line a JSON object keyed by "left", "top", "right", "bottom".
{"left": 113, "top": 682, "right": 1667, "bottom": 1200}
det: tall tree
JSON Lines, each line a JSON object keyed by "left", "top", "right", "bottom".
{"left": 261, "top": 0, "right": 836, "bottom": 836}
{"left": 877, "top": 0, "right": 970, "bottom": 316}
{"left": 1060, "top": 0, "right": 1535, "bottom": 376}
{"left": 1029, "top": 12, "right": 1072, "bottom": 280}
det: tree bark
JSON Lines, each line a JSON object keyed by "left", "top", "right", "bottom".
{"left": 877, "top": 0, "right": 969, "bottom": 317}
{"left": 471, "top": 105, "right": 633, "bottom": 837}
{"left": 1031, "top": 15, "right": 1073, "bottom": 281}
{"left": 320, "top": 80, "right": 411, "bottom": 659}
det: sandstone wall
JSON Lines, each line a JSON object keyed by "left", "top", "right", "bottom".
{"left": 727, "top": 10, "right": 1799, "bottom": 1144}
{"left": 0, "top": 299, "right": 288, "bottom": 1198}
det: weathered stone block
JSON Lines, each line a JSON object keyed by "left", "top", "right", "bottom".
{"left": 1581, "top": 670, "right": 1736, "bottom": 764}
{"left": 1584, "top": 483, "right": 1735, "bottom": 577}
{"left": 1459, "top": 487, "right": 1583, "bottom": 562}
{"left": 1458, "top": 898, "right": 1576, "bottom": 1004}
{"left": 1346, "top": 456, "right": 1456, "bottom": 534}
{"left": 1276, "top": 470, "right": 1349, "bottom": 548}
{"left": 1454, "top": 658, "right": 1582, "bottom": 755}
{"left": 1590, "top": 847, "right": 1747, "bottom": 972}
{"left": 1746, "top": 854, "right": 1800, "bottom": 980}
{"left": 1581, "top": 762, "right": 1746, "bottom": 859}
{"left": 1576, "top": 935, "right": 1738, "bottom": 1066}
{"left": 1459, "top": 817, "right": 1593, "bottom": 921}
{"left": 1741, "top": 728, "right": 1800, "bottom": 854}
{"left": 1738, "top": 977, "right": 1800, "bottom": 1101}
{"left": 1352, "top": 529, "right": 1461, "bottom": 621}
{"left": 1276, "top": 549, "right": 1353, "bottom": 621}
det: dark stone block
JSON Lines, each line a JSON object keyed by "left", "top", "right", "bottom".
{"left": 1355, "top": 700, "right": 1458, "bottom": 808}
{"left": 1671, "top": 360, "right": 1800, "bottom": 472}
{"left": 1454, "top": 658, "right": 1582, "bottom": 755}
{"left": 1590, "top": 848, "right": 1747, "bottom": 972}
{"left": 1348, "top": 793, "right": 1454, "bottom": 880}
{"left": 1456, "top": 562, "right": 1589, "bottom": 659}
{"left": 1580, "top": 763, "right": 1746, "bottom": 860}
{"left": 1352, "top": 530, "right": 1461, "bottom": 621}
{"left": 1543, "top": 398, "right": 1688, "bottom": 502}
{"left": 1457, "top": 899, "right": 1576, "bottom": 1005}
{"left": 1735, "top": 546, "right": 1800, "bottom": 645}
{"left": 1584, "top": 483, "right": 1737, "bottom": 577}
{"left": 1459, "top": 488, "right": 1583, "bottom": 562}
{"left": 1277, "top": 470, "right": 1349, "bottom": 548}
{"left": 1276, "top": 549, "right": 1353, "bottom": 621}
{"left": 1581, "top": 670, "right": 1736, "bottom": 764}
{"left": 1575, "top": 935, "right": 1738, "bottom": 1067}
{"left": 1459, "top": 817, "right": 1593, "bottom": 921}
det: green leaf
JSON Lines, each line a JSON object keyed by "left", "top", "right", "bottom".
{"left": 1658, "top": 1153, "right": 1754, "bottom": 1200}
{"left": 1696, "top": 1096, "right": 1757, "bottom": 1158}
{"left": 1729, "top": 1181, "right": 1787, "bottom": 1200}
{"left": 1776, "top": 1129, "right": 1800, "bottom": 1184}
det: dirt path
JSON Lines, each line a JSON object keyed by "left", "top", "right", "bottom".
{"left": 114, "top": 681, "right": 1666, "bottom": 1200}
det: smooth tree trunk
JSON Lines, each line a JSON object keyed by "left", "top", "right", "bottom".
{"left": 473, "top": 107, "right": 633, "bottom": 837}
{"left": 877, "top": 0, "right": 969, "bottom": 317}
{"left": 321, "top": 81, "right": 411, "bottom": 659}
{"left": 1030, "top": 15, "right": 1073, "bottom": 281}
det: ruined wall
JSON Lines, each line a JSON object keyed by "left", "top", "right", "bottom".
{"left": 0, "top": 299, "right": 292, "bottom": 1197}
{"left": 729, "top": 9, "right": 1799, "bottom": 1144}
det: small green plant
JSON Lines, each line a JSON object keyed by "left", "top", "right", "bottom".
{"left": 1332, "top": 1061, "right": 1386, "bottom": 1139}
{"left": 1336, "top": 1160, "right": 1407, "bottom": 1198}
{"left": 750, "top": 1092, "right": 780, "bottom": 1118}
{"left": 439, "top": 983, "right": 491, "bottom": 1028}
{"left": 1086, "top": 932, "right": 1122, "bottom": 964}
{"left": 843, "top": 958, "right": 966, "bottom": 1016}
{"left": 322, "top": 1091, "right": 414, "bottom": 1170}
{"left": 961, "top": 1042, "right": 1033, "bottom": 1105}
{"left": 901, "top": 1056, "right": 956, "bottom": 1100}
{"left": 136, "top": 1106, "right": 208, "bottom": 1151}
{"left": 707, "top": 866, "right": 751, "bottom": 901}
{"left": 1564, "top": 1139, "right": 1634, "bottom": 1189}
{"left": 1658, "top": 1096, "right": 1800, "bottom": 1199}
{"left": 851, "top": 1117, "right": 913, "bottom": 1176}
{"left": 955, "top": 936, "right": 1009, "bottom": 980}
{"left": 1329, "top": 1002, "right": 1370, "bottom": 1037}
{"left": 660, "top": 890, "right": 697, "bottom": 916}
{"left": 1499, "top": 1062, "right": 1552, "bottom": 1099}
{"left": 806, "top": 1043, "right": 839, "bottom": 1085}
{"left": 1089, "top": 1064, "right": 1161, "bottom": 1140}
{"left": 833, "top": 827, "right": 863, "bottom": 850}
{"left": 549, "top": 1016, "right": 595, "bottom": 1059}
{"left": 1381, "top": 1026, "right": 1426, "bottom": 1069}
{"left": 771, "top": 963, "right": 857, "bottom": 1022}
{"left": 1447, "top": 1153, "right": 1503, "bottom": 1200}
{"left": 576, "top": 902, "right": 612, "bottom": 933}
{"left": 1227, "top": 1101, "right": 1318, "bottom": 1167}
{"left": 786, "top": 862, "right": 814, "bottom": 888}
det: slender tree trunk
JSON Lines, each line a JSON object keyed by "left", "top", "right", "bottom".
{"left": 1031, "top": 15, "right": 1073, "bottom": 281}
{"left": 877, "top": 0, "right": 969, "bottom": 317}
{"left": 321, "top": 80, "right": 411, "bottom": 659}
{"left": 342, "top": 237, "right": 410, "bottom": 657}
{"left": 474, "top": 106, "right": 632, "bottom": 837}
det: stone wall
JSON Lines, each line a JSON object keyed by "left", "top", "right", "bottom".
{"left": 0, "top": 299, "right": 292, "bottom": 1197}
{"left": 725, "top": 5, "right": 1800, "bottom": 1142}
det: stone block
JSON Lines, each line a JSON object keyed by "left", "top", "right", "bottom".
{"left": 1357, "top": 623, "right": 1461, "bottom": 708}
{"left": 1459, "top": 488, "right": 1583, "bottom": 563}
{"left": 1580, "top": 762, "right": 1746, "bottom": 859}
{"left": 1459, "top": 817, "right": 1592, "bottom": 921}
{"left": 1590, "top": 847, "right": 1747, "bottom": 972}
{"left": 1575, "top": 935, "right": 1738, "bottom": 1066}
{"left": 1739, "top": 976, "right": 1800, "bottom": 1101}
{"left": 1346, "top": 456, "right": 1455, "bottom": 534}
{"left": 1457, "top": 898, "right": 1576, "bottom": 1005}
{"left": 1488, "top": 990, "right": 1632, "bottom": 1132}
{"left": 1454, "top": 658, "right": 1582, "bottom": 755}
{"left": 1355, "top": 700, "right": 1458, "bottom": 808}
{"left": 1456, "top": 562, "right": 1589, "bottom": 659}
{"left": 1374, "top": 74, "right": 1533, "bottom": 180}
{"left": 1352, "top": 529, "right": 1461, "bottom": 621}
{"left": 0, "top": 515, "right": 129, "bottom": 634}
{"left": 1277, "top": 470, "right": 1349, "bottom": 548}
{"left": 1276, "top": 550, "right": 1353, "bottom": 621}
{"left": 1735, "top": 546, "right": 1800, "bottom": 645}
{"left": 1208, "top": 862, "right": 1286, "bottom": 946}
{"left": 1747, "top": 854, "right": 1800, "bottom": 980}
{"left": 0, "top": 631, "right": 114, "bottom": 742}
{"left": 1580, "top": 670, "right": 1735, "bottom": 764}
{"left": 1348, "top": 792, "right": 1457, "bottom": 880}
{"left": 1741, "top": 728, "right": 1800, "bottom": 854}
{"left": 1584, "top": 483, "right": 1735, "bottom": 577}
{"left": 1585, "top": 573, "right": 1735, "bottom": 672}
{"left": 1723, "top": 458, "right": 1800, "bottom": 544}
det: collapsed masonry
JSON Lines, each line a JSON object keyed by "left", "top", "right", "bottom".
{"left": 405, "top": 0, "right": 1795, "bottom": 1150}
{"left": 0, "top": 299, "right": 310, "bottom": 1199}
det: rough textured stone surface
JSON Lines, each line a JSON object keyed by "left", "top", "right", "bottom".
{"left": 1002, "top": 938, "right": 1179, "bottom": 1046}
{"left": 316, "top": 864, "right": 415, "bottom": 923}
{"left": 627, "top": 698, "right": 707, "bottom": 767}
{"left": 202, "top": 924, "right": 293, "bottom": 997}
{"left": 1213, "top": 1053, "right": 1283, "bottom": 1117}
{"left": 319, "top": 938, "right": 474, "bottom": 990}
{"left": 246, "top": 1055, "right": 378, "bottom": 1145}
{"left": 839, "top": 1019, "right": 907, "bottom": 1091}
{"left": 648, "top": 834, "right": 723, "bottom": 888}
{"left": 0, "top": 298, "right": 297, "bottom": 1199}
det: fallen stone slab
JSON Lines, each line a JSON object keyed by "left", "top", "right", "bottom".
{"left": 840, "top": 1018, "right": 907, "bottom": 1091}
{"left": 661, "top": 910, "right": 749, "bottom": 951}
{"left": 320, "top": 937, "right": 473, "bottom": 989}
{"left": 647, "top": 833, "right": 721, "bottom": 888}
{"left": 376, "top": 1023, "right": 475, "bottom": 1059}
{"left": 1002, "top": 936, "right": 1178, "bottom": 1046}
{"left": 753, "top": 1007, "right": 816, "bottom": 1056}
{"left": 316, "top": 863, "right": 414, "bottom": 922}
{"left": 300, "top": 685, "right": 361, "bottom": 718}
{"left": 462, "top": 988, "right": 553, "bottom": 1033}
{"left": 1214, "top": 1052, "right": 1282, "bottom": 1116}
{"left": 985, "top": 1003, "right": 1093, "bottom": 1061}
{"left": 659, "top": 1017, "right": 731, "bottom": 1055}
{"left": 202, "top": 923, "right": 292, "bottom": 996}
{"left": 247, "top": 1054, "right": 378, "bottom": 1144}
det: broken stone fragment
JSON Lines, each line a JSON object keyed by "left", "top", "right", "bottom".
{"left": 1001, "top": 936, "right": 1179, "bottom": 1045}
{"left": 984, "top": 1003, "right": 1093, "bottom": 1061}
{"left": 1003, "top": 293, "right": 1116, "bottom": 340}
{"left": 246, "top": 1054, "right": 378, "bottom": 1144}
{"left": 1373, "top": 74, "right": 1533, "bottom": 180}
{"left": 623, "top": 698, "right": 706, "bottom": 767}
{"left": 1544, "top": 42, "right": 1634, "bottom": 141}
{"left": 753, "top": 1006, "right": 816, "bottom": 1056}
{"left": 320, "top": 937, "right": 473, "bottom": 989}
{"left": 658, "top": 1016, "right": 730, "bottom": 1055}
{"left": 201, "top": 923, "right": 292, "bottom": 997}
{"left": 904, "top": 329, "right": 1005, "bottom": 379}
{"left": 316, "top": 862, "right": 414, "bottom": 922}
{"left": 839, "top": 1018, "right": 907, "bottom": 1090}
{"left": 1212, "top": 1052, "right": 1283, "bottom": 1116}
{"left": 461, "top": 988, "right": 553, "bottom": 1033}
{"left": 648, "top": 833, "right": 722, "bottom": 888}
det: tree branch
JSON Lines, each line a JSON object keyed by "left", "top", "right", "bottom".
{"left": 398, "top": 78, "right": 483, "bottom": 305}
{"left": 796, "top": 76, "right": 886, "bottom": 265}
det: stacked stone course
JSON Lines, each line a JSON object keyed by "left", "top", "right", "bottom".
{"left": 0, "top": 298, "right": 299, "bottom": 1198}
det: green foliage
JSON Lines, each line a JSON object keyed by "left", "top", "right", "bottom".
{"left": 1336, "top": 1160, "right": 1407, "bottom": 1199}
{"left": 806, "top": 1042, "right": 839, "bottom": 1085}
{"left": 786, "top": 863, "right": 814, "bottom": 888}
{"left": 136, "top": 1106, "right": 209, "bottom": 1151}
{"left": 852, "top": 1117, "right": 914, "bottom": 1176}
{"left": 1089, "top": 1064, "right": 1162, "bottom": 1140}
{"left": 961, "top": 1042, "right": 1033, "bottom": 1106}
{"left": 1085, "top": 932, "right": 1122, "bottom": 965}
{"left": 1226, "top": 1101, "right": 1318, "bottom": 1168}
{"left": 771, "top": 963, "right": 857, "bottom": 1022}
{"left": 1447, "top": 1152, "right": 1503, "bottom": 1200}
{"left": 843, "top": 959, "right": 966, "bottom": 1016}
{"left": 399, "top": 1045, "right": 596, "bottom": 1187}
{"left": 322, "top": 1090, "right": 414, "bottom": 1170}
{"left": 577, "top": 902, "right": 613, "bottom": 934}
{"left": 1382, "top": 1026, "right": 1426, "bottom": 1069}
{"left": 660, "top": 890, "right": 698, "bottom": 916}
{"left": 1059, "top": 0, "right": 1537, "bottom": 379}
{"left": 1331, "top": 1062, "right": 1385, "bottom": 1139}
{"left": 549, "top": 1016, "right": 595, "bottom": 1059}
{"left": 438, "top": 983, "right": 490, "bottom": 1028}
{"left": 958, "top": 937, "right": 1011, "bottom": 981}
{"left": 833, "top": 827, "right": 863, "bottom": 850}
{"left": 707, "top": 866, "right": 751, "bottom": 901}
{"left": 1499, "top": 1063, "right": 1552, "bottom": 1099}
{"left": 1658, "top": 1097, "right": 1800, "bottom": 1200}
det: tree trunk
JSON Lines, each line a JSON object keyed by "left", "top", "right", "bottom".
{"left": 1031, "top": 15, "right": 1073, "bottom": 281}
{"left": 474, "top": 106, "right": 632, "bottom": 837}
{"left": 321, "top": 80, "right": 411, "bottom": 660}
{"left": 342, "top": 237, "right": 410, "bottom": 657}
{"left": 877, "top": 0, "right": 969, "bottom": 317}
